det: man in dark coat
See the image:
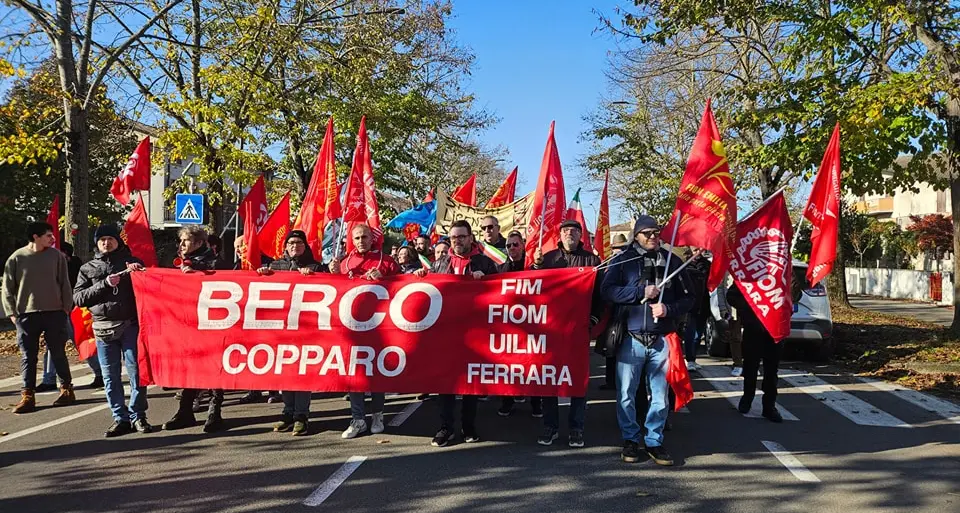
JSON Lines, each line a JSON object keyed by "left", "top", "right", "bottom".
{"left": 682, "top": 247, "right": 712, "bottom": 371}
{"left": 73, "top": 224, "right": 149, "bottom": 437}
{"left": 531, "top": 220, "right": 601, "bottom": 449}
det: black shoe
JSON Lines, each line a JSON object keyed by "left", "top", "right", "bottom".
{"left": 133, "top": 418, "right": 153, "bottom": 434}
{"left": 568, "top": 430, "right": 584, "bottom": 448}
{"left": 35, "top": 383, "right": 58, "bottom": 393}
{"left": 162, "top": 411, "right": 196, "bottom": 431}
{"left": 497, "top": 404, "right": 513, "bottom": 417}
{"left": 105, "top": 420, "right": 133, "bottom": 438}
{"left": 431, "top": 427, "right": 454, "bottom": 447}
{"left": 477, "top": 395, "right": 489, "bottom": 402}
{"left": 192, "top": 393, "right": 207, "bottom": 413}
{"left": 621, "top": 440, "right": 641, "bottom": 463}
{"left": 537, "top": 427, "right": 559, "bottom": 446}
{"left": 462, "top": 428, "right": 480, "bottom": 443}
{"left": 203, "top": 413, "right": 224, "bottom": 433}
{"left": 88, "top": 376, "right": 104, "bottom": 389}
{"left": 416, "top": 393, "right": 431, "bottom": 401}
{"left": 531, "top": 403, "right": 544, "bottom": 418}
{"left": 738, "top": 395, "right": 753, "bottom": 414}
{"left": 762, "top": 408, "right": 783, "bottom": 423}
{"left": 238, "top": 391, "right": 262, "bottom": 404}
{"left": 645, "top": 445, "right": 674, "bottom": 466}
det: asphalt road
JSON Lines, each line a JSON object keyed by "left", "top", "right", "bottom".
{"left": 850, "top": 296, "right": 955, "bottom": 327}
{"left": 1, "top": 355, "right": 958, "bottom": 513}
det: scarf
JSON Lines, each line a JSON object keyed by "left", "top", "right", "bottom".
{"left": 449, "top": 243, "right": 481, "bottom": 275}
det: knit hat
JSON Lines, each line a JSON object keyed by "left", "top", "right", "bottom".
{"left": 632, "top": 215, "right": 660, "bottom": 237}
{"left": 285, "top": 230, "right": 307, "bottom": 245}
{"left": 94, "top": 224, "right": 121, "bottom": 242}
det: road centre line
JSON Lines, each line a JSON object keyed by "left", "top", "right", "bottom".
{"left": 761, "top": 440, "right": 821, "bottom": 483}
{"left": 303, "top": 456, "right": 367, "bottom": 507}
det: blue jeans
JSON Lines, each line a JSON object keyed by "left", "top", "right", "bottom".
{"left": 617, "top": 335, "right": 669, "bottom": 447}
{"left": 97, "top": 324, "right": 147, "bottom": 422}
{"left": 281, "top": 392, "right": 311, "bottom": 420}
{"left": 683, "top": 315, "right": 705, "bottom": 362}
{"left": 349, "top": 392, "right": 385, "bottom": 420}
{"left": 542, "top": 396, "right": 586, "bottom": 432}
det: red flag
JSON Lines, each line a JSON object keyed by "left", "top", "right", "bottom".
{"left": 729, "top": 190, "right": 794, "bottom": 341}
{"left": 452, "top": 174, "right": 478, "bottom": 206}
{"left": 259, "top": 192, "right": 291, "bottom": 260}
{"left": 803, "top": 123, "right": 841, "bottom": 287}
{"left": 665, "top": 333, "right": 694, "bottom": 410}
{"left": 46, "top": 195, "right": 59, "bottom": 250}
{"left": 295, "top": 117, "right": 336, "bottom": 256}
{"left": 593, "top": 171, "right": 611, "bottom": 260}
{"left": 524, "top": 121, "right": 567, "bottom": 265}
{"left": 239, "top": 175, "right": 269, "bottom": 233}
{"left": 341, "top": 167, "right": 366, "bottom": 223}
{"left": 71, "top": 307, "right": 97, "bottom": 360}
{"left": 111, "top": 137, "right": 151, "bottom": 206}
{"left": 564, "top": 188, "right": 592, "bottom": 252}
{"left": 485, "top": 167, "right": 518, "bottom": 208}
{"left": 661, "top": 99, "right": 737, "bottom": 290}
{"left": 240, "top": 199, "right": 261, "bottom": 270}
{"left": 344, "top": 116, "right": 382, "bottom": 252}
{"left": 423, "top": 189, "right": 435, "bottom": 203}
{"left": 121, "top": 193, "right": 157, "bottom": 267}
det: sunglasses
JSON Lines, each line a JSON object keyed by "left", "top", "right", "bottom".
{"left": 480, "top": 225, "right": 497, "bottom": 231}
{"left": 639, "top": 230, "right": 661, "bottom": 238}
{"left": 506, "top": 242, "right": 522, "bottom": 248}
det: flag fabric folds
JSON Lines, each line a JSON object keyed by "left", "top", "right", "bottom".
{"left": 295, "top": 117, "right": 337, "bottom": 256}
{"left": 485, "top": 167, "right": 518, "bottom": 208}
{"left": 593, "top": 170, "right": 611, "bottom": 260}
{"left": 259, "top": 192, "right": 291, "bottom": 260}
{"left": 564, "top": 188, "right": 592, "bottom": 252}
{"left": 803, "top": 123, "right": 841, "bottom": 287}
{"left": 111, "top": 137, "right": 151, "bottom": 206}
{"left": 239, "top": 175, "right": 268, "bottom": 233}
{"left": 46, "top": 195, "right": 59, "bottom": 250}
{"left": 452, "top": 174, "right": 478, "bottom": 207}
{"left": 524, "top": 121, "right": 567, "bottom": 265}
{"left": 122, "top": 193, "right": 157, "bottom": 267}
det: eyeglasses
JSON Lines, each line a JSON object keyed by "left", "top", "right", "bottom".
{"left": 449, "top": 235, "right": 469, "bottom": 240}
{"left": 286, "top": 240, "right": 305, "bottom": 246}
{"left": 506, "top": 242, "right": 522, "bottom": 248}
{"left": 480, "top": 225, "right": 497, "bottom": 231}
{"left": 639, "top": 230, "right": 661, "bottom": 238}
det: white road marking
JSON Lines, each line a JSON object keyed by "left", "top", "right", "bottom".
{"left": 559, "top": 396, "right": 570, "bottom": 406}
{"left": 387, "top": 401, "right": 422, "bottom": 427}
{"left": 0, "top": 364, "right": 91, "bottom": 389}
{"left": 858, "top": 377, "right": 960, "bottom": 425}
{"left": 761, "top": 440, "right": 821, "bottom": 483}
{"left": 781, "top": 372, "right": 911, "bottom": 428}
{"left": 0, "top": 404, "right": 108, "bottom": 445}
{"left": 303, "top": 456, "right": 367, "bottom": 507}
{"left": 697, "top": 364, "right": 798, "bottom": 421}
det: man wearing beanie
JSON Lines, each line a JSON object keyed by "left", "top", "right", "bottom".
{"left": 4, "top": 222, "right": 76, "bottom": 413}
{"left": 531, "top": 219, "right": 602, "bottom": 448}
{"left": 600, "top": 215, "right": 693, "bottom": 466}
{"left": 74, "top": 224, "right": 149, "bottom": 436}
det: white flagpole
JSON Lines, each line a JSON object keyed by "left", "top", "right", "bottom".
{"left": 653, "top": 210, "right": 681, "bottom": 323}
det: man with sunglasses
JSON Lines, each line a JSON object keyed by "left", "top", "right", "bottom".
{"left": 478, "top": 216, "right": 507, "bottom": 250}
{"left": 600, "top": 215, "right": 693, "bottom": 466}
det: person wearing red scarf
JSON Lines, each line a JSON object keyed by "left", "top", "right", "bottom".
{"left": 329, "top": 224, "right": 399, "bottom": 439}
{"left": 414, "top": 220, "right": 498, "bottom": 447}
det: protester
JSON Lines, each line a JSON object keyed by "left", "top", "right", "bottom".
{"left": 390, "top": 244, "right": 400, "bottom": 261}
{"left": 414, "top": 235, "right": 432, "bottom": 258}
{"left": 3, "top": 222, "right": 75, "bottom": 413}
{"left": 73, "top": 224, "right": 150, "bottom": 437}
{"left": 162, "top": 226, "right": 226, "bottom": 433}
{"left": 434, "top": 239, "right": 450, "bottom": 260}
{"left": 531, "top": 220, "right": 601, "bottom": 448}
{"left": 600, "top": 215, "right": 693, "bottom": 466}
{"left": 251, "top": 229, "right": 326, "bottom": 436}
{"left": 329, "top": 224, "right": 399, "bottom": 438}
{"left": 232, "top": 238, "right": 280, "bottom": 405}
{"left": 683, "top": 247, "right": 712, "bottom": 372}
{"left": 396, "top": 246, "right": 422, "bottom": 274}
{"left": 598, "top": 234, "right": 632, "bottom": 391}
{"left": 414, "top": 220, "right": 498, "bottom": 447}
{"left": 478, "top": 215, "right": 507, "bottom": 249}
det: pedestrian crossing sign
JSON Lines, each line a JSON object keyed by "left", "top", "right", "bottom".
{"left": 175, "top": 193, "right": 204, "bottom": 225}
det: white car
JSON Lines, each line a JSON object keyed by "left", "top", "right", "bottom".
{"left": 704, "top": 260, "right": 835, "bottom": 360}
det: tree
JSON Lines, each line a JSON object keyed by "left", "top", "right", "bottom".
{"left": 3, "top": 0, "right": 184, "bottom": 257}
{"left": 908, "top": 214, "right": 954, "bottom": 270}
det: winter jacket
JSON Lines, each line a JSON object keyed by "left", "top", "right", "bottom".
{"left": 338, "top": 249, "right": 400, "bottom": 277}
{"left": 497, "top": 258, "right": 525, "bottom": 274}
{"left": 727, "top": 284, "right": 765, "bottom": 333}
{"left": 399, "top": 262, "right": 423, "bottom": 275}
{"left": 532, "top": 242, "right": 604, "bottom": 324}
{"left": 73, "top": 245, "right": 143, "bottom": 326}
{"left": 686, "top": 255, "right": 712, "bottom": 318}
{"left": 181, "top": 245, "right": 218, "bottom": 271}
{"left": 432, "top": 249, "right": 499, "bottom": 276}
{"left": 268, "top": 248, "right": 324, "bottom": 274}
{"left": 600, "top": 244, "right": 694, "bottom": 335}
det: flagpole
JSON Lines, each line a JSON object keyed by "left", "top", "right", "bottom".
{"left": 234, "top": 182, "right": 241, "bottom": 264}
{"left": 655, "top": 210, "right": 682, "bottom": 302}
{"left": 335, "top": 216, "right": 346, "bottom": 259}
{"left": 641, "top": 257, "right": 696, "bottom": 304}
{"left": 537, "top": 198, "right": 547, "bottom": 251}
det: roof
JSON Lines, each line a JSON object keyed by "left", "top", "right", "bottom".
{"left": 123, "top": 118, "right": 160, "bottom": 137}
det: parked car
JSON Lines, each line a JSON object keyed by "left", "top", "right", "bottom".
{"left": 704, "top": 260, "right": 834, "bottom": 361}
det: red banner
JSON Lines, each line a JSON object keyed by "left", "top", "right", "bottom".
{"left": 133, "top": 268, "right": 595, "bottom": 396}
{"left": 803, "top": 122, "right": 841, "bottom": 287}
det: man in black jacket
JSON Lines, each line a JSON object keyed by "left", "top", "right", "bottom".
{"left": 73, "top": 224, "right": 150, "bottom": 437}
{"left": 531, "top": 220, "right": 601, "bottom": 448}
{"left": 728, "top": 282, "right": 786, "bottom": 423}
{"left": 414, "top": 220, "right": 498, "bottom": 447}
{"left": 682, "top": 247, "right": 712, "bottom": 371}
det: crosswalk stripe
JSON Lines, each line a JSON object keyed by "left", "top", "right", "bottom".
{"left": 303, "top": 456, "right": 367, "bottom": 507}
{"left": 762, "top": 440, "right": 821, "bottom": 482}
{"left": 858, "top": 377, "right": 960, "bottom": 425}
{"left": 780, "top": 372, "right": 911, "bottom": 428}
{"left": 696, "top": 365, "right": 798, "bottom": 421}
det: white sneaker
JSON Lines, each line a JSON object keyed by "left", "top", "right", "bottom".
{"left": 341, "top": 419, "right": 367, "bottom": 439}
{"left": 686, "top": 361, "right": 701, "bottom": 371}
{"left": 731, "top": 366, "right": 743, "bottom": 377}
{"left": 371, "top": 412, "right": 385, "bottom": 434}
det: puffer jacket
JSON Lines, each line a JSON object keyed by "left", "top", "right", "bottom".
{"left": 432, "top": 250, "right": 499, "bottom": 276}
{"left": 73, "top": 245, "right": 143, "bottom": 326}
{"left": 531, "top": 242, "right": 600, "bottom": 270}
{"left": 268, "top": 247, "right": 325, "bottom": 273}
{"left": 181, "top": 244, "right": 218, "bottom": 271}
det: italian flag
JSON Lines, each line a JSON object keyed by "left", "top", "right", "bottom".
{"left": 565, "top": 188, "right": 593, "bottom": 252}
{"left": 479, "top": 241, "right": 507, "bottom": 265}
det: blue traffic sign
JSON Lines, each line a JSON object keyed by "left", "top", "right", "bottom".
{"left": 175, "top": 194, "right": 204, "bottom": 225}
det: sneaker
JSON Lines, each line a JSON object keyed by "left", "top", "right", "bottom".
{"left": 266, "top": 392, "right": 282, "bottom": 404}
{"left": 371, "top": 412, "right": 385, "bottom": 434}
{"left": 133, "top": 418, "right": 153, "bottom": 434}
{"left": 738, "top": 395, "right": 753, "bottom": 414}
{"left": 462, "top": 428, "right": 480, "bottom": 443}
{"left": 537, "top": 427, "right": 559, "bottom": 446}
{"left": 531, "top": 403, "right": 544, "bottom": 418}
{"left": 686, "top": 361, "right": 697, "bottom": 371}
{"left": 238, "top": 391, "right": 263, "bottom": 404}
{"left": 731, "top": 366, "right": 743, "bottom": 377}
{"left": 515, "top": 397, "right": 527, "bottom": 403}
{"left": 621, "top": 440, "right": 642, "bottom": 463}
{"left": 88, "top": 376, "right": 104, "bottom": 389}
{"left": 104, "top": 420, "right": 133, "bottom": 438}
{"left": 51, "top": 385, "right": 76, "bottom": 406}
{"left": 431, "top": 427, "right": 454, "bottom": 447}
{"left": 292, "top": 419, "right": 309, "bottom": 436}
{"left": 35, "top": 382, "right": 58, "bottom": 393}
{"left": 342, "top": 419, "right": 368, "bottom": 439}
{"left": 497, "top": 404, "right": 513, "bottom": 417}
{"left": 568, "top": 430, "right": 584, "bottom": 448}
{"left": 273, "top": 417, "right": 295, "bottom": 432}
{"left": 762, "top": 408, "right": 783, "bottom": 423}
{"left": 162, "top": 411, "right": 196, "bottom": 431}
{"left": 645, "top": 445, "right": 674, "bottom": 466}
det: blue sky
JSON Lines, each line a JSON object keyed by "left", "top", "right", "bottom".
{"left": 447, "top": 1, "right": 628, "bottom": 226}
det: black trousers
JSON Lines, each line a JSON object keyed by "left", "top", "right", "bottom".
{"left": 741, "top": 325, "right": 783, "bottom": 410}
{"left": 604, "top": 356, "right": 616, "bottom": 387}
{"left": 500, "top": 396, "right": 542, "bottom": 411}
{"left": 439, "top": 394, "right": 477, "bottom": 431}
{"left": 178, "top": 388, "right": 224, "bottom": 416}
{"left": 15, "top": 311, "right": 71, "bottom": 390}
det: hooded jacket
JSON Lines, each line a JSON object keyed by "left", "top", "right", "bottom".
{"left": 73, "top": 244, "right": 144, "bottom": 327}
{"left": 268, "top": 246, "right": 325, "bottom": 273}
{"left": 338, "top": 249, "right": 399, "bottom": 277}
{"left": 432, "top": 243, "right": 499, "bottom": 276}
{"left": 685, "top": 254, "right": 712, "bottom": 317}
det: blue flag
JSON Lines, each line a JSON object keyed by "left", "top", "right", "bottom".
{"left": 385, "top": 200, "right": 436, "bottom": 234}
